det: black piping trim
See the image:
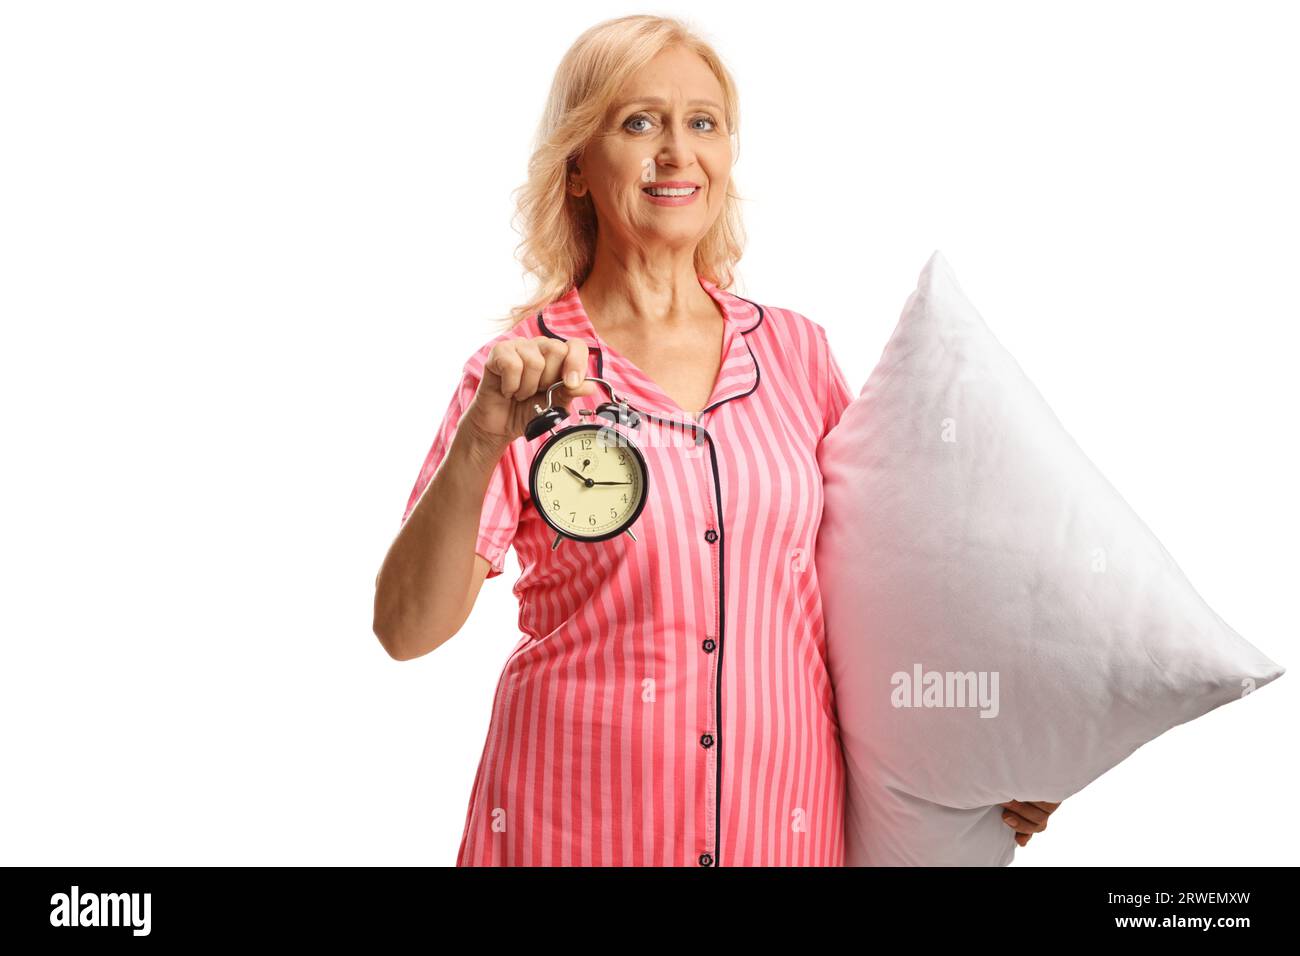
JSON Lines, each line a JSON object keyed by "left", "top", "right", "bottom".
{"left": 537, "top": 299, "right": 765, "bottom": 867}
{"left": 728, "top": 293, "right": 766, "bottom": 335}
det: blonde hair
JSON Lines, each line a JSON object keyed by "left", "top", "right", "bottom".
{"left": 492, "top": 14, "right": 747, "bottom": 333}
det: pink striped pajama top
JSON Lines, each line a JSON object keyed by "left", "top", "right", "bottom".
{"left": 400, "top": 274, "right": 856, "bottom": 866}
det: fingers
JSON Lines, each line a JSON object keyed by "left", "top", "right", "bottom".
{"left": 1001, "top": 810, "right": 1038, "bottom": 834}
{"left": 562, "top": 338, "right": 592, "bottom": 392}
{"left": 534, "top": 337, "right": 593, "bottom": 402}
{"left": 486, "top": 344, "right": 524, "bottom": 398}
{"left": 484, "top": 338, "right": 547, "bottom": 401}
{"left": 486, "top": 337, "right": 592, "bottom": 403}
{"left": 513, "top": 339, "right": 550, "bottom": 400}
{"left": 1000, "top": 800, "right": 1050, "bottom": 835}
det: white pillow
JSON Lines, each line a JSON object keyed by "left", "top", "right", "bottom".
{"left": 816, "top": 249, "right": 1286, "bottom": 867}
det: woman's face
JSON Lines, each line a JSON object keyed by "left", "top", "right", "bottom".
{"left": 572, "top": 45, "right": 732, "bottom": 254}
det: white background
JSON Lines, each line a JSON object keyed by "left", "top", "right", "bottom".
{"left": 2, "top": 0, "right": 1295, "bottom": 867}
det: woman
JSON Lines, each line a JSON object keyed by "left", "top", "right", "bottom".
{"left": 373, "top": 15, "right": 1057, "bottom": 866}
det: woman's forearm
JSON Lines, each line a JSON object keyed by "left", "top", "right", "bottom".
{"left": 373, "top": 424, "right": 509, "bottom": 660}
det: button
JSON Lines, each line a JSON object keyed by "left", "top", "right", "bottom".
{"left": 790, "top": 547, "right": 807, "bottom": 573}
{"left": 702, "top": 638, "right": 716, "bottom": 653}
{"left": 700, "top": 733, "right": 714, "bottom": 748}
{"left": 698, "top": 852, "right": 713, "bottom": 866}
{"left": 704, "top": 528, "right": 718, "bottom": 543}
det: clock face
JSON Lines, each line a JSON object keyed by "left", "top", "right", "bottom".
{"left": 529, "top": 424, "right": 648, "bottom": 541}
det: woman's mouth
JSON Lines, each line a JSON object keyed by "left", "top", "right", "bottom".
{"left": 642, "top": 184, "right": 700, "bottom": 206}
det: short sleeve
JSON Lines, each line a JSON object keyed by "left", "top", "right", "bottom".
{"left": 815, "top": 323, "right": 856, "bottom": 441}
{"left": 399, "top": 361, "right": 524, "bottom": 579}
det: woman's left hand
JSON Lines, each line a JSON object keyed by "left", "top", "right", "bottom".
{"left": 1000, "top": 800, "right": 1061, "bottom": 846}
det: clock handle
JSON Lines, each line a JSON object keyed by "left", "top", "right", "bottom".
{"left": 537, "top": 376, "right": 643, "bottom": 431}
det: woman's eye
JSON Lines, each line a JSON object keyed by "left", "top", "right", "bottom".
{"left": 623, "top": 113, "right": 720, "bottom": 133}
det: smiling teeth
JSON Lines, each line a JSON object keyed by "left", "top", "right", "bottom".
{"left": 646, "top": 187, "right": 696, "bottom": 196}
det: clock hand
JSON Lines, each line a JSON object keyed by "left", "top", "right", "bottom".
{"left": 565, "top": 465, "right": 628, "bottom": 487}
{"left": 563, "top": 464, "right": 613, "bottom": 488}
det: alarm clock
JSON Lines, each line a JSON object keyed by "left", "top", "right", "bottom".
{"left": 525, "top": 377, "right": 650, "bottom": 552}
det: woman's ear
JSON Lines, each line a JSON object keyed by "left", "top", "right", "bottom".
{"left": 568, "top": 164, "right": 587, "bottom": 197}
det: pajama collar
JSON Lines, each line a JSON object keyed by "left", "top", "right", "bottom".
{"left": 537, "top": 274, "right": 763, "bottom": 421}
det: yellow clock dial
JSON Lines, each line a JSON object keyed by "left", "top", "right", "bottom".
{"left": 532, "top": 425, "right": 646, "bottom": 540}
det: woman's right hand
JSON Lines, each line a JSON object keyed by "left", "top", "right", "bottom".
{"left": 461, "top": 336, "right": 598, "bottom": 454}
